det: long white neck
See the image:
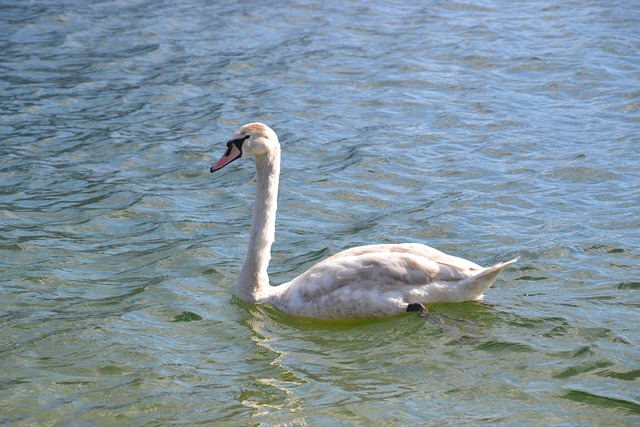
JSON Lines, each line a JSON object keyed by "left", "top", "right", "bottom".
{"left": 235, "top": 146, "right": 280, "bottom": 302}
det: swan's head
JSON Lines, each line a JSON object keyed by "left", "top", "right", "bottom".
{"left": 210, "top": 122, "right": 279, "bottom": 172}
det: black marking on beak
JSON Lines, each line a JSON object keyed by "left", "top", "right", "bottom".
{"left": 225, "top": 134, "right": 250, "bottom": 155}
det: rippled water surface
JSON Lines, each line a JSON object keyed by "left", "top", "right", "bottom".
{"left": 1, "top": 0, "right": 639, "bottom": 425}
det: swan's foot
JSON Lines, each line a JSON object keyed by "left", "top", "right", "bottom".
{"left": 406, "top": 303, "right": 427, "bottom": 317}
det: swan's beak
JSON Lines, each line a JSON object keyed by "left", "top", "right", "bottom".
{"left": 210, "top": 143, "right": 242, "bottom": 172}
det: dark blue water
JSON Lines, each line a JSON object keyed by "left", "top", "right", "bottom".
{"left": 1, "top": 0, "right": 639, "bottom": 425}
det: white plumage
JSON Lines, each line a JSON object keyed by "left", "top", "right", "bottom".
{"left": 210, "top": 123, "right": 517, "bottom": 320}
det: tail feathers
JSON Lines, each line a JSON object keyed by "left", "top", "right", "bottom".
{"left": 462, "top": 257, "right": 519, "bottom": 299}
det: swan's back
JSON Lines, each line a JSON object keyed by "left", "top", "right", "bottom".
{"left": 269, "top": 243, "right": 510, "bottom": 319}
{"left": 326, "top": 243, "right": 484, "bottom": 279}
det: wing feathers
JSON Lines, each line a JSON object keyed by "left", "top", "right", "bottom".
{"left": 291, "top": 244, "right": 483, "bottom": 303}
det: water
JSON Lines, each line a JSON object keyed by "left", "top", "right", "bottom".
{"left": 1, "top": 0, "right": 639, "bottom": 425}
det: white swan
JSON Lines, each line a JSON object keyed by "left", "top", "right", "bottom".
{"left": 210, "top": 123, "right": 518, "bottom": 320}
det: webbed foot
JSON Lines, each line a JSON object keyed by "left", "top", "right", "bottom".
{"left": 406, "top": 303, "right": 428, "bottom": 317}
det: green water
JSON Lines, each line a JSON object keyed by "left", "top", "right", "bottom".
{"left": 1, "top": 0, "right": 639, "bottom": 425}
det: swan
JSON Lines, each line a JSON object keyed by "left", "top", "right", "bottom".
{"left": 210, "top": 122, "right": 518, "bottom": 320}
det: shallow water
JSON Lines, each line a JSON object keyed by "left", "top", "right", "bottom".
{"left": 1, "top": 0, "right": 639, "bottom": 425}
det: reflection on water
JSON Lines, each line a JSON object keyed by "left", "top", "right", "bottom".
{"left": 1, "top": 0, "right": 639, "bottom": 425}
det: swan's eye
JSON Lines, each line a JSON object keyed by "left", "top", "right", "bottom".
{"left": 225, "top": 134, "right": 250, "bottom": 151}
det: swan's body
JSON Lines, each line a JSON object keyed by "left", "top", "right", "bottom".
{"left": 211, "top": 123, "right": 517, "bottom": 320}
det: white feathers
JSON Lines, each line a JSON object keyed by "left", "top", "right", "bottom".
{"left": 211, "top": 123, "right": 517, "bottom": 320}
